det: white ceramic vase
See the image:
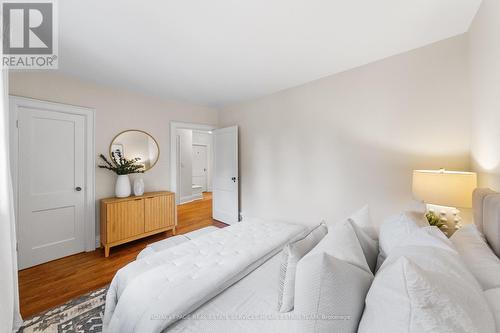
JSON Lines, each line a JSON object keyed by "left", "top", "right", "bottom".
{"left": 115, "top": 174, "right": 131, "bottom": 198}
{"left": 133, "top": 178, "right": 145, "bottom": 196}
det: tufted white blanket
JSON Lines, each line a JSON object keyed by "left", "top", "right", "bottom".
{"left": 103, "top": 219, "right": 307, "bottom": 333}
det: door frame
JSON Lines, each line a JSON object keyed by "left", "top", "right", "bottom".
{"left": 170, "top": 121, "right": 216, "bottom": 204}
{"left": 9, "top": 96, "right": 96, "bottom": 253}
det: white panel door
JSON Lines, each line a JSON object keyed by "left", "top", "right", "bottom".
{"left": 212, "top": 126, "right": 239, "bottom": 224}
{"left": 192, "top": 145, "right": 208, "bottom": 191}
{"left": 17, "top": 107, "right": 86, "bottom": 269}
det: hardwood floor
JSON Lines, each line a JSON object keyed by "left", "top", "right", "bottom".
{"left": 18, "top": 192, "right": 226, "bottom": 318}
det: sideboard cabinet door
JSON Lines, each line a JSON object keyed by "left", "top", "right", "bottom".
{"left": 144, "top": 195, "right": 175, "bottom": 232}
{"left": 145, "top": 195, "right": 173, "bottom": 232}
{"left": 107, "top": 199, "right": 145, "bottom": 243}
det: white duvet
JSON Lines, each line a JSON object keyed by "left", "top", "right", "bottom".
{"left": 103, "top": 219, "right": 306, "bottom": 333}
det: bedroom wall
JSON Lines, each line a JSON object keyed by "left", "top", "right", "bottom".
{"left": 219, "top": 35, "right": 473, "bottom": 227}
{"left": 9, "top": 71, "right": 218, "bottom": 239}
{"left": 468, "top": 0, "right": 500, "bottom": 191}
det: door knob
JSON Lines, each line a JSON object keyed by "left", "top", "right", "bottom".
{"left": 231, "top": 177, "right": 237, "bottom": 182}
{"left": 75, "top": 187, "right": 82, "bottom": 191}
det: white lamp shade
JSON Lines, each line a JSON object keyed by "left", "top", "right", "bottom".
{"left": 412, "top": 170, "right": 477, "bottom": 208}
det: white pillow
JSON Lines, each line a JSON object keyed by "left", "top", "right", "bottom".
{"left": 277, "top": 224, "right": 327, "bottom": 312}
{"left": 348, "top": 220, "right": 378, "bottom": 273}
{"left": 348, "top": 205, "right": 377, "bottom": 240}
{"left": 376, "top": 226, "right": 448, "bottom": 273}
{"left": 484, "top": 288, "right": 500, "bottom": 331}
{"left": 374, "top": 252, "right": 386, "bottom": 273}
{"left": 405, "top": 209, "right": 430, "bottom": 227}
{"left": 407, "top": 199, "right": 427, "bottom": 215}
{"left": 378, "top": 212, "right": 429, "bottom": 259}
{"left": 294, "top": 220, "right": 374, "bottom": 333}
{"left": 397, "top": 226, "right": 455, "bottom": 252}
{"left": 378, "top": 227, "right": 480, "bottom": 291}
{"left": 451, "top": 224, "right": 500, "bottom": 290}
{"left": 359, "top": 257, "right": 495, "bottom": 333}
{"left": 319, "top": 220, "right": 371, "bottom": 273}
{"left": 295, "top": 254, "right": 373, "bottom": 333}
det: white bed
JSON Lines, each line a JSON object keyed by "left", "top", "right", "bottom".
{"left": 104, "top": 188, "right": 500, "bottom": 333}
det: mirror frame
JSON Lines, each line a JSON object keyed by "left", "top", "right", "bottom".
{"left": 109, "top": 129, "right": 160, "bottom": 171}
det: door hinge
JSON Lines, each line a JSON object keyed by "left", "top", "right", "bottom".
{"left": 16, "top": 119, "right": 19, "bottom": 128}
{"left": 16, "top": 242, "right": 18, "bottom": 252}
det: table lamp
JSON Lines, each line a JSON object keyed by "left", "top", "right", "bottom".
{"left": 412, "top": 169, "right": 477, "bottom": 233}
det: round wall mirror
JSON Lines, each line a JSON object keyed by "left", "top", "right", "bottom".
{"left": 109, "top": 130, "right": 160, "bottom": 171}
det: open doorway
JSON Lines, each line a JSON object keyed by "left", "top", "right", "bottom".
{"left": 176, "top": 128, "right": 213, "bottom": 204}
{"left": 170, "top": 122, "right": 239, "bottom": 228}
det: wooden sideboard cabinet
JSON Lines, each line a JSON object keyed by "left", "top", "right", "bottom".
{"left": 100, "top": 191, "right": 176, "bottom": 257}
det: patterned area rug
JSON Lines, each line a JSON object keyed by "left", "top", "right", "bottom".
{"left": 19, "top": 286, "right": 108, "bottom": 333}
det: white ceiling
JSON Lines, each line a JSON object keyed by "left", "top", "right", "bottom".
{"left": 59, "top": 0, "right": 481, "bottom": 107}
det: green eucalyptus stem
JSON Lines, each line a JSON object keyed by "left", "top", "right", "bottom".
{"left": 98, "top": 151, "right": 145, "bottom": 175}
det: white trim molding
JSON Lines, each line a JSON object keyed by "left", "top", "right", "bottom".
{"left": 179, "top": 194, "right": 203, "bottom": 204}
{"left": 9, "top": 95, "right": 96, "bottom": 253}
{"left": 170, "top": 121, "right": 216, "bottom": 204}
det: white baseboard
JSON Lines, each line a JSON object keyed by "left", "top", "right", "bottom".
{"left": 179, "top": 194, "right": 203, "bottom": 204}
